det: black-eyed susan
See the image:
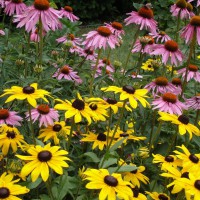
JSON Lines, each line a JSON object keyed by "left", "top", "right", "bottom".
{"left": 101, "top": 85, "right": 149, "bottom": 109}
{"left": 137, "top": 147, "right": 149, "bottom": 159}
{"left": 54, "top": 93, "right": 94, "bottom": 124}
{"left": 146, "top": 191, "right": 170, "bottom": 200}
{"left": 16, "top": 143, "right": 70, "bottom": 182}
{"left": 0, "top": 172, "right": 29, "bottom": 199}
{"left": 158, "top": 111, "right": 200, "bottom": 140}
{"left": 0, "top": 83, "right": 50, "bottom": 108}
{"left": 38, "top": 121, "right": 71, "bottom": 145}
{"left": 152, "top": 154, "right": 181, "bottom": 171}
{"left": 0, "top": 125, "right": 27, "bottom": 155}
{"left": 83, "top": 168, "right": 133, "bottom": 200}
{"left": 141, "top": 59, "right": 155, "bottom": 71}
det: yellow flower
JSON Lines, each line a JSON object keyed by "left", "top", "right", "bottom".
{"left": 16, "top": 143, "right": 70, "bottom": 182}
{"left": 38, "top": 121, "right": 71, "bottom": 144}
{"left": 138, "top": 147, "right": 149, "bottom": 159}
{"left": 84, "top": 168, "right": 133, "bottom": 200}
{"left": 141, "top": 59, "right": 154, "bottom": 71}
{"left": 101, "top": 85, "right": 149, "bottom": 109}
{"left": 0, "top": 125, "right": 27, "bottom": 155}
{"left": 0, "top": 83, "right": 50, "bottom": 107}
{"left": 0, "top": 172, "right": 29, "bottom": 199}
{"left": 158, "top": 111, "right": 200, "bottom": 140}
{"left": 146, "top": 191, "right": 170, "bottom": 200}
{"left": 55, "top": 93, "right": 94, "bottom": 125}
{"left": 166, "top": 65, "right": 177, "bottom": 74}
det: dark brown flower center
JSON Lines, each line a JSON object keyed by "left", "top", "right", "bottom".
{"left": 68, "top": 33, "right": 75, "bottom": 41}
{"left": 138, "top": 6, "right": 153, "bottom": 19}
{"left": 162, "top": 92, "right": 177, "bottom": 103}
{"left": 72, "top": 99, "right": 85, "bottom": 110}
{"left": 172, "top": 78, "right": 182, "bottom": 86}
{"left": 158, "top": 194, "right": 169, "bottom": 200}
{"left": 104, "top": 175, "right": 118, "bottom": 186}
{"left": 189, "top": 154, "right": 199, "bottom": 163}
{"left": 89, "top": 104, "right": 97, "bottom": 110}
{"left": 0, "top": 109, "right": 9, "bottom": 120}
{"left": 164, "top": 40, "right": 178, "bottom": 52}
{"left": 132, "top": 187, "right": 139, "bottom": 197}
{"left": 0, "top": 187, "right": 10, "bottom": 198}
{"left": 106, "top": 98, "right": 117, "bottom": 105}
{"left": 190, "top": 16, "right": 200, "bottom": 26}
{"left": 12, "top": 0, "right": 22, "bottom": 3}
{"left": 37, "top": 104, "right": 50, "bottom": 114}
{"left": 188, "top": 64, "right": 198, "bottom": 72}
{"left": 181, "top": 172, "right": 189, "bottom": 178}
{"left": 64, "top": 5, "right": 73, "bottom": 12}
{"left": 38, "top": 150, "right": 52, "bottom": 162}
{"left": 131, "top": 169, "right": 138, "bottom": 174}
{"left": 186, "top": 3, "right": 193, "bottom": 11}
{"left": 53, "top": 124, "right": 62, "bottom": 132}
{"left": 34, "top": 0, "right": 50, "bottom": 10}
{"left": 176, "top": 0, "right": 187, "bottom": 8}
{"left": 103, "top": 58, "right": 111, "bottom": 65}
{"left": 106, "top": 70, "right": 111, "bottom": 74}
{"left": 122, "top": 85, "right": 135, "bottom": 94}
{"left": 194, "top": 180, "right": 200, "bottom": 190}
{"left": 97, "top": 26, "right": 112, "bottom": 37}
{"left": 132, "top": 72, "right": 137, "bottom": 76}
{"left": 23, "top": 86, "right": 35, "bottom": 94}
{"left": 111, "top": 21, "right": 123, "bottom": 30}
{"left": 155, "top": 77, "right": 168, "bottom": 86}
{"left": 84, "top": 49, "right": 94, "bottom": 55}
{"left": 6, "top": 131, "right": 16, "bottom": 139}
{"left": 97, "top": 133, "right": 107, "bottom": 141}
{"left": 148, "top": 64, "right": 152, "bottom": 68}
{"left": 178, "top": 115, "right": 189, "bottom": 124}
{"left": 120, "top": 133, "right": 129, "bottom": 137}
{"left": 61, "top": 66, "right": 70, "bottom": 74}
{"left": 165, "top": 156, "right": 174, "bottom": 162}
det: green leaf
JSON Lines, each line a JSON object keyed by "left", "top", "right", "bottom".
{"left": 101, "top": 158, "right": 118, "bottom": 169}
{"left": 83, "top": 152, "right": 100, "bottom": 163}
{"left": 109, "top": 138, "right": 126, "bottom": 152}
{"left": 39, "top": 194, "right": 50, "bottom": 200}
{"left": 108, "top": 165, "right": 137, "bottom": 174}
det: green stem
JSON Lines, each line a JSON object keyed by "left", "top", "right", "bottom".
{"left": 195, "top": 109, "right": 200, "bottom": 126}
{"left": 106, "top": 108, "right": 112, "bottom": 147}
{"left": 136, "top": 52, "right": 145, "bottom": 74}
{"left": 38, "top": 18, "right": 43, "bottom": 65}
{"left": 67, "top": 117, "right": 75, "bottom": 151}
{"left": 28, "top": 104, "right": 36, "bottom": 145}
{"left": 166, "top": 126, "right": 178, "bottom": 155}
{"left": 45, "top": 177, "right": 54, "bottom": 200}
{"left": 148, "top": 110, "right": 157, "bottom": 149}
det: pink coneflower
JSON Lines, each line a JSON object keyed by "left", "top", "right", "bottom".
{"left": 52, "top": 65, "right": 82, "bottom": 84}
{"left": 149, "top": 30, "right": 171, "bottom": 43}
{"left": 145, "top": 76, "right": 178, "bottom": 96}
{"left": 92, "top": 58, "right": 115, "bottom": 72}
{"left": 171, "top": 77, "right": 182, "bottom": 95}
{"left": 177, "top": 64, "right": 200, "bottom": 82}
{"left": 69, "top": 45, "right": 83, "bottom": 54}
{"left": 95, "top": 68, "right": 114, "bottom": 80}
{"left": 130, "top": 72, "right": 143, "bottom": 79}
{"left": 59, "top": 5, "right": 79, "bottom": 22}
{"left": 82, "top": 26, "right": 118, "bottom": 50}
{"left": 187, "top": 0, "right": 200, "bottom": 7}
{"left": 0, "top": 108, "right": 22, "bottom": 126}
{"left": 0, "top": 0, "right": 6, "bottom": 8}
{"left": 124, "top": 5, "right": 157, "bottom": 31}
{"left": 14, "top": 0, "right": 61, "bottom": 32}
{"left": 26, "top": 104, "right": 59, "bottom": 127}
{"left": 4, "top": 0, "right": 26, "bottom": 16}
{"left": 30, "top": 28, "right": 46, "bottom": 42}
{"left": 78, "top": 48, "right": 97, "bottom": 60}
{"left": 151, "top": 40, "right": 183, "bottom": 66}
{"left": 105, "top": 21, "right": 125, "bottom": 38}
{"left": 152, "top": 92, "right": 187, "bottom": 115}
{"left": 0, "top": 30, "right": 5, "bottom": 36}
{"left": 181, "top": 16, "right": 200, "bottom": 45}
{"left": 56, "top": 33, "right": 82, "bottom": 46}
{"left": 186, "top": 94, "right": 200, "bottom": 109}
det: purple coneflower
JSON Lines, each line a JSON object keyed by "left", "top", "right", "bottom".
{"left": 30, "top": 28, "right": 46, "bottom": 42}
{"left": 124, "top": 5, "right": 157, "bottom": 31}
{"left": 0, "top": 0, "right": 6, "bottom": 8}
{"left": 92, "top": 58, "right": 115, "bottom": 72}
{"left": 95, "top": 68, "right": 114, "bottom": 80}
{"left": 69, "top": 45, "right": 83, "bottom": 54}
{"left": 152, "top": 92, "right": 187, "bottom": 115}
{"left": 149, "top": 30, "right": 171, "bottom": 43}
{"left": 82, "top": 26, "right": 118, "bottom": 49}
{"left": 171, "top": 77, "right": 182, "bottom": 95}
{"left": 0, "top": 108, "right": 22, "bottom": 126}
{"left": 186, "top": 94, "right": 200, "bottom": 110}
{"left": 14, "top": 0, "right": 61, "bottom": 32}
{"left": 187, "top": 0, "right": 200, "bottom": 7}
{"left": 78, "top": 48, "right": 97, "bottom": 61}
{"left": 105, "top": 21, "right": 125, "bottom": 38}
{"left": 151, "top": 40, "right": 183, "bottom": 66}
{"left": 56, "top": 33, "right": 82, "bottom": 46}
{"left": 59, "top": 5, "right": 79, "bottom": 22}
{"left": 26, "top": 104, "right": 59, "bottom": 127}
{"left": 130, "top": 72, "right": 143, "bottom": 79}
{"left": 177, "top": 64, "right": 200, "bottom": 82}
{"left": 0, "top": 30, "right": 5, "bottom": 36}
{"left": 4, "top": 0, "right": 26, "bottom": 16}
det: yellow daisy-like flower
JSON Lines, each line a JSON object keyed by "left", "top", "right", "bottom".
{"left": 16, "top": 143, "right": 70, "bottom": 182}
{"left": 152, "top": 154, "right": 181, "bottom": 171}
{"left": 158, "top": 111, "right": 200, "bottom": 140}
{"left": 38, "top": 121, "right": 71, "bottom": 145}
{"left": 141, "top": 59, "right": 154, "bottom": 71}
{"left": 55, "top": 93, "right": 94, "bottom": 125}
{"left": 84, "top": 168, "right": 133, "bottom": 200}
{"left": 146, "top": 191, "right": 170, "bottom": 200}
{"left": 0, "top": 172, "right": 29, "bottom": 199}
{"left": 101, "top": 85, "right": 149, "bottom": 109}
{"left": 166, "top": 65, "right": 177, "bottom": 74}
{"left": 0, "top": 83, "right": 50, "bottom": 108}
{"left": 138, "top": 147, "right": 149, "bottom": 159}
{"left": 0, "top": 125, "right": 27, "bottom": 155}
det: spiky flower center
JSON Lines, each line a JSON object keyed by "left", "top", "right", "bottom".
{"left": 164, "top": 40, "right": 178, "bottom": 52}
{"left": 122, "top": 85, "right": 135, "bottom": 94}
{"left": 72, "top": 99, "right": 85, "bottom": 110}
{"left": 38, "top": 150, "right": 52, "bottom": 162}
{"left": 139, "top": 36, "right": 154, "bottom": 45}
{"left": 178, "top": 115, "right": 189, "bottom": 124}
{"left": 181, "top": 172, "right": 189, "bottom": 178}
{"left": 0, "top": 187, "right": 10, "bottom": 198}
{"left": 104, "top": 175, "right": 118, "bottom": 186}
{"left": 84, "top": 49, "right": 94, "bottom": 55}
{"left": 188, "top": 64, "right": 198, "bottom": 72}
{"left": 37, "top": 104, "right": 50, "bottom": 114}
{"left": 158, "top": 194, "right": 169, "bottom": 200}
{"left": 132, "top": 72, "right": 137, "bottom": 76}
{"left": 159, "top": 31, "right": 166, "bottom": 36}
{"left": 12, "top": 0, "right": 22, "bottom": 3}
{"left": 176, "top": 0, "right": 187, "bottom": 8}
{"left": 186, "top": 3, "right": 193, "bottom": 11}
{"left": 53, "top": 124, "right": 62, "bottom": 132}
{"left": 106, "top": 98, "right": 117, "bottom": 104}
{"left": 97, "top": 133, "right": 106, "bottom": 141}
{"left": 64, "top": 5, "right": 73, "bottom": 12}
{"left": 68, "top": 33, "right": 75, "bottom": 41}
{"left": 155, "top": 77, "right": 168, "bottom": 86}
{"left": 162, "top": 93, "right": 177, "bottom": 103}
{"left": 106, "top": 70, "right": 111, "bottom": 74}
{"left": 111, "top": 22, "right": 123, "bottom": 30}
{"left": 89, "top": 104, "right": 97, "bottom": 110}
{"left": 61, "top": 66, "right": 70, "bottom": 74}
{"left": 34, "top": 0, "right": 50, "bottom": 10}
{"left": 172, "top": 78, "right": 181, "bottom": 86}
{"left": 165, "top": 156, "right": 174, "bottom": 162}
{"left": 189, "top": 154, "right": 199, "bottom": 163}
{"left": 97, "top": 26, "right": 112, "bottom": 37}
{"left": 120, "top": 133, "right": 129, "bottom": 137}
{"left": 103, "top": 58, "right": 111, "bottom": 65}
{"left": 23, "top": 86, "right": 35, "bottom": 94}
{"left": 6, "top": 131, "right": 16, "bottom": 139}
{"left": 195, "top": 180, "right": 200, "bottom": 190}
{"left": 0, "top": 109, "right": 9, "bottom": 120}
{"left": 138, "top": 6, "right": 153, "bottom": 19}
{"left": 132, "top": 187, "right": 139, "bottom": 197}
{"left": 190, "top": 16, "right": 200, "bottom": 26}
